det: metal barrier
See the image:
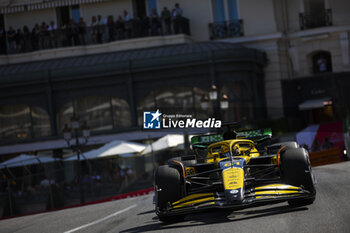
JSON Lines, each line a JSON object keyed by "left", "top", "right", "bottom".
{"left": 0, "top": 159, "right": 153, "bottom": 217}
{"left": 309, "top": 147, "right": 342, "bottom": 166}
{"left": 299, "top": 9, "right": 333, "bottom": 30}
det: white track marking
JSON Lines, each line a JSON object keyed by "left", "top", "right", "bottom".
{"left": 63, "top": 204, "right": 137, "bottom": 233}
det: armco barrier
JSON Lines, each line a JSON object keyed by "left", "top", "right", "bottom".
{"left": 0, "top": 187, "right": 154, "bottom": 221}
{"left": 309, "top": 147, "right": 342, "bottom": 166}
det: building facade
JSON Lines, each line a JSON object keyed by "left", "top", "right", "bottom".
{"left": 0, "top": 0, "right": 350, "bottom": 156}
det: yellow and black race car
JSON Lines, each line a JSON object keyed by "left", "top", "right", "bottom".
{"left": 154, "top": 127, "right": 316, "bottom": 222}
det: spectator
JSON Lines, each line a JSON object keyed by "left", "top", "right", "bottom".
{"left": 96, "top": 15, "right": 104, "bottom": 43}
{"left": 317, "top": 56, "right": 328, "bottom": 72}
{"left": 0, "top": 7, "right": 188, "bottom": 55}
{"left": 116, "top": 15, "right": 125, "bottom": 40}
{"left": 124, "top": 10, "right": 130, "bottom": 21}
{"left": 120, "top": 168, "right": 126, "bottom": 183}
{"left": 45, "top": 182, "right": 63, "bottom": 210}
{"left": 31, "top": 24, "right": 40, "bottom": 50}
{"left": 172, "top": 3, "right": 183, "bottom": 34}
{"left": 23, "top": 25, "right": 32, "bottom": 52}
{"left": 82, "top": 173, "right": 90, "bottom": 184}
{"left": 131, "top": 14, "right": 142, "bottom": 38}
{"left": 40, "top": 177, "right": 50, "bottom": 189}
{"left": 39, "top": 22, "right": 49, "bottom": 49}
{"left": 58, "top": 24, "right": 67, "bottom": 47}
{"left": 161, "top": 7, "right": 171, "bottom": 35}
{"left": 124, "top": 10, "right": 132, "bottom": 38}
{"left": 15, "top": 29, "right": 24, "bottom": 53}
{"left": 322, "top": 137, "right": 333, "bottom": 150}
{"left": 2, "top": 187, "right": 20, "bottom": 217}
{"left": 301, "top": 144, "right": 310, "bottom": 152}
{"left": 7, "top": 26, "right": 16, "bottom": 54}
{"left": 90, "top": 16, "right": 98, "bottom": 44}
{"left": 82, "top": 173, "right": 91, "bottom": 193}
{"left": 78, "top": 17, "right": 87, "bottom": 45}
{"left": 151, "top": 8, "right": 161, "bottom": 36}
{"left": 126, "top": 166, "right": 134, "bottom": 180}
{"left": 173, "top": 3, "right": 183, "bottom": 18}
{"left": 43, "top": 22, "right": 51, "bottom": 48}
{"left": 0, "top": 26, "right": 7, "bottom": 54}
{"left": 312, "top": 140, "right": 320, "bottom": 152}
{"left": 67, "top": 19, "right": 79, "bottom": 46}
{"left": 48, "top": 21, "right": 57, "bottom": 48}
{"left": 141, "top": 15, "right": 150, "bottom": 37}
{"left": 107, "top": 15, "right": 115, "bottom": 42}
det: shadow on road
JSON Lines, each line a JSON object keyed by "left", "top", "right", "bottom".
{"left": 120, "top": 205, "right": 308, "bottom": 233}
{"left": 137, "top": 210, "right": 155, "bottom": 215}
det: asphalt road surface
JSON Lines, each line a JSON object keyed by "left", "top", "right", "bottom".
{"left": 1, "top": 161, "right": 350, "bottom": 233}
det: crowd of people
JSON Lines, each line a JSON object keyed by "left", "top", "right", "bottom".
{"left": 0, "top": 4, "right": 189, "bottom": 55}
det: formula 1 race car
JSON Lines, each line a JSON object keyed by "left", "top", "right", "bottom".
{"left": 154, "top": 127, "right": 316, "bottom": 222}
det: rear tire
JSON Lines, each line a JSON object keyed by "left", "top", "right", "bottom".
{"left": 279, "top": 141, "right": 299, "bottom": 149}
{"left": 280, "top": 148, "right": 316, "bottom": 207}
{"left": 155, "top": 165, "right": 185, "bottom": 222}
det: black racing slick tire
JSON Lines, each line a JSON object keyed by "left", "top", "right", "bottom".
{"left": 279, "top": 141, "right": 299, "bottom": 149}
{"left": 155, "top": 165, "right": 185, "bottom": 222}
{"left": 280, "top": 148, "right": 316, "bottom": 206}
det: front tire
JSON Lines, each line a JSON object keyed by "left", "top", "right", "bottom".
{"left": 155, "top": 165, "right": 185, "bottom": 222}
{"left": 280, "top": 148, "right": 316, "bottom": 207}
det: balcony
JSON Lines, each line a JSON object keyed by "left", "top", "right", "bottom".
{"left": 0, "top": 17, "right": 191, "bottom": 57}
{"left": 299, "top": 9, "right": 332, "bottom": 30}
{"left": 209, "top": 19, "right": 244, "bottom": 40}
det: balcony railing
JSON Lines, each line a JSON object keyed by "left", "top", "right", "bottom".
{"left": 299, "top": 9, "right": 332, "bottom": 30}
{"left": 0, "top": 17, "right": 191, "bottom": 55}
{"left": 209, "top": 19, "right": 244, "bottom": 40}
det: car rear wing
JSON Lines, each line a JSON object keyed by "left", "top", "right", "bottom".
{"left": 190, "top": 128, "right": 272, "bottom": 148}
{"left": 191, "top": 134, "right": 223, "bottom": 148}
{"left": 236, "top": 128, "right": 272, "bottom": 141}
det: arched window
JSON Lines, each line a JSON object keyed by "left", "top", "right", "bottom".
{"left": 311, "top": 51, "right": 332, "bottom": 74}
{"left": 193, "top": 87, "right": 214, "bottom": 120}
{"left": 111, "top": 97, "right": 132, "bottom": 128}
{"left": 57, "top": 96, "right": 131, "bottom": 133}
{"left": 57, "top": 102, "right": 74, "bottom": 133}
{"left": 155, "top": 87, "right": 194, "bottom": 115}
{"left": 137, "top": 86, "right": 213, "bottom": 125}
{"left": 137, "top": 91, "right": 156, "bottom": 126}
{"left": 0, "top": 104, "right": 51, "bottom": 140}
{"left": 31, "top": 106, "right": 51, "bottom": 137}
{"left": 75, "top": 96, "right": 113, "bottom": 131}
